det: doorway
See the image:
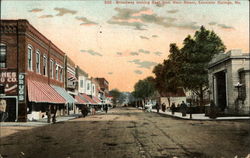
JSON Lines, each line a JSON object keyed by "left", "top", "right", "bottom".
{"left": 215, "top": 71, "right": 227, "bottom": 111}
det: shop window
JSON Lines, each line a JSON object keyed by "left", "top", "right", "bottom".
{"left": 36, "top": 50, "right": 40, "bottom": 73}
{"left": 0, "top": 43, "right": 7, "bottom": 68}
{"left": 43, "top": 55, "right": 47, "bottom": 76}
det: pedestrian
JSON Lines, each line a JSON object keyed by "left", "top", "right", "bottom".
{"left": 81, "top": 105, "right": 88, "bottom": 117}
{"left": 162, "top": 103, "right": 166, "bottom": 112}
{"left": 104, "top": 104, "right": 108, "bottom": 113}
{"left": 91, "top": 105, "right": 96, "bottom": 115}
{"left": 180, "top": 101, "right": 187, "bottom": 117}
{"left": 52, "top": 105, "right": 58, "bottom": 123}
{"left": 170, "top": 102, "right": 176, "bottom": 115}
{"left": 47, "top": 105, "right": 51, "bottom": 123}
{"left": 156, "top": 102, "right": 160, "bottom": 113}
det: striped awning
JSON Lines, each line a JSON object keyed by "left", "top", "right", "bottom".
{"left": 75, "top": 95, "right": 88, "bottom": 104}
{"left": 52, "top": 86, "right": 76, "bottom": 104}
{"left": 92, "top": 96, "right": 102, "bottom": 104}
{"left": 27, "top": 80, "right": 65, "bottom": 104}
{"left": 80, "top": 93, "right": 97, "bottom": 104}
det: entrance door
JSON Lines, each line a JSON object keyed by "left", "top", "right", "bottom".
{"left": 216, "top": 71, "right": 227, "bottom": 111}
{"left": 5, "top": 98, "right": 17, "bottom": 121}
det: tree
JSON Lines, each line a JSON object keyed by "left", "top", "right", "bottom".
{"left": 133, "top": 76, "right": 155, "bottom": 106}
{"left": 181, "top": 26, "right": 226, "bottom": 105}
{"left": 109, "top": 89, "right": 121, "bottom": 106}
{"left": 152, "top": 26, "right": 226, "bottom": 106}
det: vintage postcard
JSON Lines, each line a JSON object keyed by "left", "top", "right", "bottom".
{"left": 0, "top": 0, "right": 249, "bottom": 157}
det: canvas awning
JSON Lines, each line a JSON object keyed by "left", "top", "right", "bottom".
{"left": 75, "top": 95, "right": 88, "bottom": 104}
{"left": 52, "top": 86, "right": 76, "bottom": 104}
{"left": 80, "top": 93, "right": 96, "bottom": 104}
{"left": 27, "top": 80, "right": 65, "bottom": 104}
{"left": 92, "top": 96, "right": 102, "bottom": 104}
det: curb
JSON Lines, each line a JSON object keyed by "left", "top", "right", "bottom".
{"left": 147, "top": 109, "right": 250, "bottom": 121}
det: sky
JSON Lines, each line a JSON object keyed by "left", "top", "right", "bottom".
{"left": 1, "top": 0, "right": 249, "bottom": 92}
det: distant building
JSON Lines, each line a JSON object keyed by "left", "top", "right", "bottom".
{"left": 64, "top": 56, "right": 78, "bottom": 114}
{"left": 159, "top": 88, "right": 186, "bottom": 107}
{"left": 76, "top": 66, "right": 88, "bottom": 94}
{"left": 95, "top": 78, "right": 109, "bottom": 103}
{"left": 208, "top": 50, "right": 250, "bottom": 114}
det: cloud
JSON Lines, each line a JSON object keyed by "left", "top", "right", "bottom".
{"left": 75, "top": 16, "right": 98, "bottom": 26}
{"left": 39, "top": 15, "right": 53, "bottom": 18}
{"left": 208, "top": 22, "right": 217, "bottom": 26}
{"left": 152, "top": 35, "right": 158, "bottom": 38}
{"left": 130, "top": 52, "right": 139, "bottom": 56}
{"left": 108, "top": 7, "right": 199, "bottom": 30}
{"left": 208, "top": 22, "right": 234, "bottom": 30}
{"left": 108, "top": 72, "right": 113, "bottom": 75}
{"left": 153, "top": 51, "right": 163, "bottom": 56}
{"left": 217, "top": 24, "right": 234, "bottom": 29}
{"left": 138, "top": 49, "right": 150, "bottom": 54}
{"left": 117, "top": 52, "right": 123, "bottom": 55}
{"left": 134, "top": 70, "right": 143, "bottom": 75}
{"left": 80, "top": 49, "right": 102, "bottom": 56}
{"left": 29, "top": 8, "right": 43, "bottom": 13}
{"left": 140, "top": 36, "right": 149, "bottom": 40}
{"left": 129, "top": 59, "right": 157, "bottom": 69}
{"left": 167, "top": 9, "right": 179, "bottom": 14}
{"left": 155, "top": 3, "right": 165, "bottom": 7}
{"left": 54, "top": 8, "right": 77, "bottom": 16}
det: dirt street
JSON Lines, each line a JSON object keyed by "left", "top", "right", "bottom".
{"left": 0, "top": 107, "right": 250, "bottom": 158}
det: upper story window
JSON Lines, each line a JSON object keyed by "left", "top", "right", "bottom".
{"left": 55, "top": 64, "right": 59, "bottom": 80}
{"left": 59, "top": 67, "right": 63, "bottom": 82}
{"left": 36, "top": 50, "right": 40, "bottom": 74}
{"left": 87, "top": 82, "right": 90, "bottom": 90}
{"left": 0, "top": 43, "right": 7, "bottom": 68}
{"left": 43, "top": 55, "right": 47, "bottom": 76}
{"left": 27, "top": 45, "right": 33, "bottom": 71}
{"left": 50, "top": 59, "right": 54, "bottom": 79}
{"left": 80, "top": 80, "right": 84, "bottom": 88}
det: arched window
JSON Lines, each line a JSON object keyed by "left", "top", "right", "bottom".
{"left": 27, "top": 45, "right": 33, "bottom": 71}
{"left": 36, "top": 50, "right": 41, "bottom": 74}
{"left": 0, "top": 43, "right": 7, "bottom": 68}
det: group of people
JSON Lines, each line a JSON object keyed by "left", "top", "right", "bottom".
{"left": 80, "top": 104, "right": 109, "bottom": 118}
{"left": 156, "top": 101, "right": 188, "bottom": 117}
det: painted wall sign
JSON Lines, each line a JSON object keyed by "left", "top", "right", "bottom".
{"left": 0, "top": 70, "right": 18, "bottom": 95}
{"left": 18, "top": 73, "right": 25, "bottom": 102}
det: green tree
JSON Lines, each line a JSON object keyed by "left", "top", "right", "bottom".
{"left": 181, "top": 26, "right": 226, "bottom": 105}
{"left": 109, "top": 89, "right": 121, "bottom": 106}
{"left": 133, "top": 76, "right": 155, "bottom": 105}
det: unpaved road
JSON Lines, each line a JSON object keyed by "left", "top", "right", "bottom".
{"left": 0, "top": 107, "right": 250, "bottom": 158}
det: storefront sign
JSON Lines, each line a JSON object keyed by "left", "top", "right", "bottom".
{"left": 18, "top": 73, "right": 25, "bottom": 102}
{"left": 0, "top": 70, "right": 17, "bottom": 95}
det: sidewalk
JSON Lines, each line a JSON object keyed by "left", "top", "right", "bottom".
{"left": 151, "top": 109, "right": 250, "bottom": 121}
{"left": 0, "top": 114, "right": 82, "bottom": 127}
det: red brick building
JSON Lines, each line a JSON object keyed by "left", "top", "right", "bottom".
{"left": 0, "top": 19, "right": 66, "bottom": 121}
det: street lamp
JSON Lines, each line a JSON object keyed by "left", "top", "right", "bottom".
{"left": 234, "top": 82, "right": 242, "bottom": 100}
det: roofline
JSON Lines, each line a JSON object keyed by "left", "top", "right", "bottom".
{"left": 208, "top": 55, "right": 250, "bottom": 69}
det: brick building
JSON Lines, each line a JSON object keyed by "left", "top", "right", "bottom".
{"left": 95, "top": 78, "right": 109, "bottom": 103}
{"left": 0, "top": 19, "right": 68, "bottom": 121}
